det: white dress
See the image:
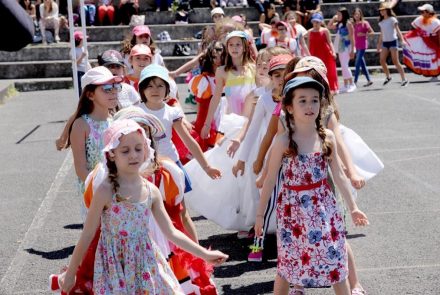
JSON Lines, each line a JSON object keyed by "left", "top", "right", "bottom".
{"left": 235, "top": 90, "right": 277, "bottom": 232}
{"left": 339, "top": 124, "right": 384, "bottom": 182}
{"left": 184, "top": 66, "right": 256, "bottom": 230}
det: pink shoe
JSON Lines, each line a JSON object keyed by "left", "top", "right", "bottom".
{"left": 247, "top": 247, "right": 263, "bottom": 262}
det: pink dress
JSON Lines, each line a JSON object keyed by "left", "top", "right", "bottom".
{"left": 277, "top": 152, "right": 348, "bottom": 287}
{"left": 93, "top": 183, "right": 183, "bottom": 294}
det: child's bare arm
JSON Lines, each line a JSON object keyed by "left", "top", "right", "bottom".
{"left": 228, "top": 91, "right": 257, "bottom": 157}
{"left": 174, "top": 119, "right": 221, "bottom": 179}
{"left": 324, "top": 28, "right": 337, "bottom": 58}
{"left": 395, "top": 23, "right": 407, "bottom": 46}
{"left": 169, "top": 52, "right": 204, "bottom": 78}
{"left": 201, "top": 67, "right": 225, "bottom": 139}
{"left": 150, "top": 184, "right": 228, "bottom": 265}
{"left": 253, "top": 115, "right": 278, "bottom": 174}
{"left": 70, "top": 118, "right": 90, "bottom": 182}
{"left": 56, "top": 113, "right": 76, "bottom": 150}
{"left": 327, "top": 130, "right": 369, "bottom": 226}
{"left": 327, "top": 114, "right": 365, "bottom": 189}
{"left": 60, "top": 184, "right": 110, "bottom": 292}
{"left": 255, "top": 134, "right": 287, "bottom": 236}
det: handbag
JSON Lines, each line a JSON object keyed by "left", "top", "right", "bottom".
{"left": 129, "top": 15, "right": 145, "bottom": 26}
{"left": 173, "top": 43, "right": 191, "bottom": 56}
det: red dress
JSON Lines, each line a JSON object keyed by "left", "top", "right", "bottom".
{"left": 309, "top": 29, "right": 339, "bottom": 92}
{"left": 189, "top": 73, "right": 219, "bottom": 152}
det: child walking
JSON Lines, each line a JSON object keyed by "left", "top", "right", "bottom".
{"left": 352, "top": 8, "right": 374, "bottom": 87}
{"left": 59, "top": 119, "right": 228, "bottom": 293}
{"left": 112, "top": 107, "right": 218, "bottom": 294}
{"left": 73, "top": 31, "right": 90, "bottom": 97}
{"left": 67, "top": 66, "right": 122, "bottom": 219}
{"left": 255, "top": 76, "right": 369, "bottom": 294}
{"left": 138, "top": 64, "right": 221, "bottom": 181}
{"left": 124, "top": 44, "right": 152, "bottom": 91}
{"left": 329, "top": 7, "right": 356, "bottom": 93}
{"left": 121, "top": 25, "right": 164, "bottom": 71}
{"left": 188, "top": 41, "right": 226, "bottom": 152}
{"left": 377, "top": 3, "right": 409, "bottom": 86}
{"left": 138, "top": 64, "right": 221, "bottom": 245}
{"left": 306, "top": 13, "right": 339, "bottom": 94}
{"left": 184, "top": 30, "right": 258, "bottom": 231}
{"left": 232, "top": 54, "right": 293, "bottom": 262}
{"left": 201, "top": 30, "right": 256, "bottom": 139}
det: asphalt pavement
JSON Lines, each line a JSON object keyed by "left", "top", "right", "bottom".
{"left": 0, "top": 73, "right": 439, "bottom": 294}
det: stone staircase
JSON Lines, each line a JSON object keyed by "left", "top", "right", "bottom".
{"left": 0, "top": 0, "right": 438, "bottom": 91}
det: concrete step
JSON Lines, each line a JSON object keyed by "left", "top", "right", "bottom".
{"left": 13, "top": 77, "right": 73, "bottom": 92}
{"left": 0, "top": 49, "right": 408, "bottom": 79}
{"left": 0, "top": 40, "right": 202, "bottom": 62}
{"left": 10, "top": 65, "right": 414, "bottom": 92}
{"left": 56, "top": 14, "right": 415, "bottom": 42}
{"left": 0, "top": 27, "right": 412, "bottom": 63}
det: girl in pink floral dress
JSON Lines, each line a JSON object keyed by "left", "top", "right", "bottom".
{"left": 59, "top": 119, "right": 228, "bottom": 294}
{"left": 255, "top": 77, "right": 369, "bottom": 295}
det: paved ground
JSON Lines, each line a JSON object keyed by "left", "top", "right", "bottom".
{"left": 0, "top": 73, "right": 439, "bottom": 294}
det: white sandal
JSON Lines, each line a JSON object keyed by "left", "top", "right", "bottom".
{"left": 289, "top": 286, "right": 305, "bottom": 295}
{"left": 352, "top": 287, "right": 366, "bottom": 295}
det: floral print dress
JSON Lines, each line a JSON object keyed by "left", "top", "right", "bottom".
{"left": 93, "top": 182, "right": 184, "bottom": 294}
{"left": 76, "top": 114, "right": 111, "bottom": 220}
{"left": 277, "top": 152, "right": 348, "bottom": 287}
{"left": 76, "top": 114, "right": 111, "bottom": 194}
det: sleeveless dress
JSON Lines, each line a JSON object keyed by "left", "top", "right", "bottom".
{"left": 77, "top": 114, "right": 111, "bottom": 219}
{"left": 403, "top": 16, "right": 440, "bottom": 77}
{"left": 93, "top": 183, "right": 184, "bottom": 294}
{"left": 277, "top": 152, "right": 348, "bottom": 287}
{"left": 223, "top": 66, "right": 256, "bottom": 115}
{"left": 309, "top": 30, "right": 339, "bottom": 92}
{"left": 189, "top": 72, "right": 223, "bottom": 152}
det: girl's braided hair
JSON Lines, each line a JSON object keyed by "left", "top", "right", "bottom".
{"left": 106, "top": 153, "right": 120, "bottom": 196}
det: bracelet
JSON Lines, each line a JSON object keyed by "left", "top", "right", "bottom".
{"left": 256, "top": 214, "right": 264, "bottom": 218}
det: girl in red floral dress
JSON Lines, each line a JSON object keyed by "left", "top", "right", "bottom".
{"left": 254, "top": 77, "right": 369, "bottom": 294}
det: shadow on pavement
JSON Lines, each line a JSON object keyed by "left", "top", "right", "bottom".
{"left": 220, "top": 281, "right": 274, "bottom": 294}
{"left": 200, "top": 232, "right": 278, "bottom": 261}
{"left": 214, "top": 260, "right": 277, "bottom": 278}
{"left": 63, "top": 223, "right": 83, "bottom": 230}
{"left": 346, "top": 233, "right": 366, "bottom": 239}
{"left": 25, "top": 246, "right": 74, "bottom": 260}
{"left": 191, "top": 215, "right": 207, "bottom": 222}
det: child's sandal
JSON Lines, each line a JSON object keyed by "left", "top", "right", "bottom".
{"left": 289, "top": 286, "right": 305, "bottom": 295}
{"left": 352, "top": 287, "right": 366, "bottom": 295}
